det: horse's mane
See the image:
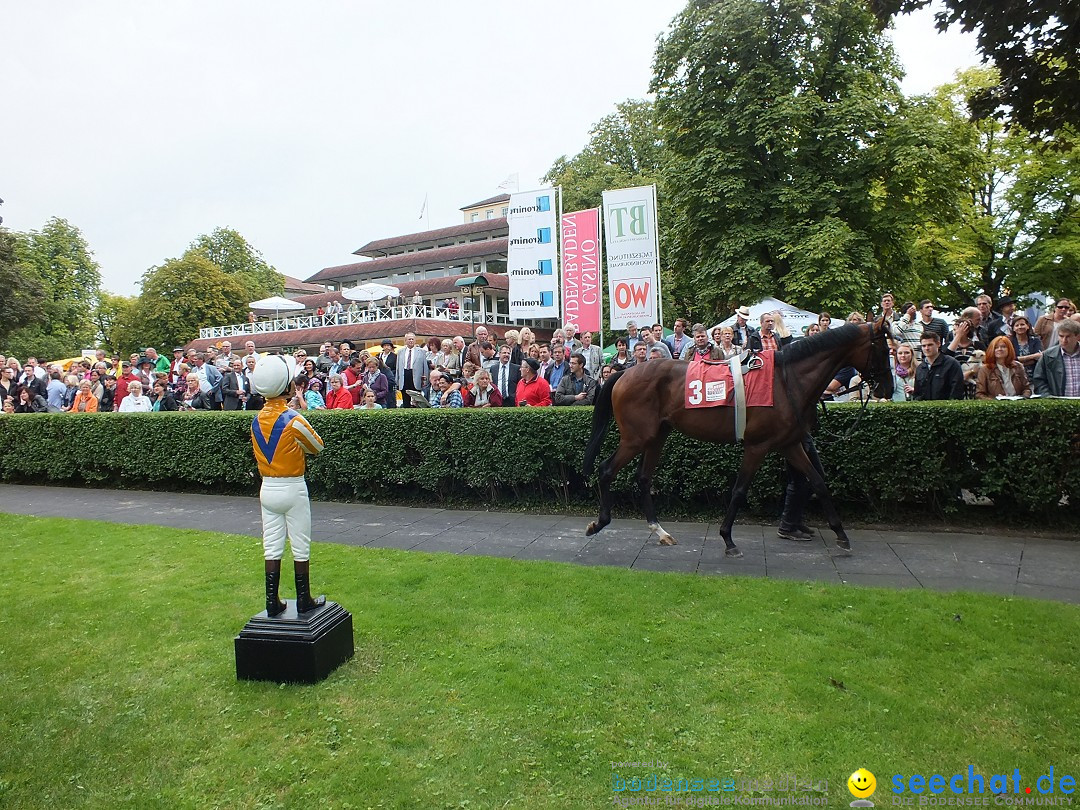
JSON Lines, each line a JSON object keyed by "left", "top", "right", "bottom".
{"left": 775, "top": 323, "right": 864, "bottom": 366}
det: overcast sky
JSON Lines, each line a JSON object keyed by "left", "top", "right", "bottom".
{"left": 1, "top": 1, "right": 979, "bottom": 296}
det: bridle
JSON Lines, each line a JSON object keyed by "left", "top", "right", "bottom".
{"left": 815, "top": 321, "right": 889, "bottom": 443}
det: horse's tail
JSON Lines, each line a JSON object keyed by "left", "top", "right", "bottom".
{"left": 583, "top": 370, "right": 624, "bottom": 478}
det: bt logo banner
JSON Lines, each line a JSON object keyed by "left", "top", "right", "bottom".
{"left": 603, "top": 185, "right": 660, "bottom": 328}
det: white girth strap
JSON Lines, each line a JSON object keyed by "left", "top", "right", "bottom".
{"left": 729, "top": 355, "right": 747, "bottom": 441}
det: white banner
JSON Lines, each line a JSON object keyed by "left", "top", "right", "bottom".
{"left": 603, "top": 185, "right": 659, "bottom": 330}
{"left": 507, "top": 188, "right": 560, "bottom": 320}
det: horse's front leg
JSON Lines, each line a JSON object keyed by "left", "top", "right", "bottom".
{"left": 717, "top": 444, "right": 769, "bottom": 558}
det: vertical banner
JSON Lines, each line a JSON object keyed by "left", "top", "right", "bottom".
{"left": 507, "top": 188, "right": 560, "bottom": 320}
{"left": 560, "top": 208, "right": 601, "bottom": 333}
{"left": 603, "top": 185, "right": 659, "bottom": 330}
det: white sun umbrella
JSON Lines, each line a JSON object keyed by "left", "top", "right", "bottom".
{"left": 248, "top": 295, "right": 306, "bottom": 318}
{"left": 341, "top": 282, "right": 401, "bottom": 302}
{"left": 714, "top": 297, "right": 820, "bottom": 338}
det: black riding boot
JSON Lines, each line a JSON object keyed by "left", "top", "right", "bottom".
{"left": 265, "top": 559, "right": 287, "bottom": 617}
{"left": 294, "top": 560, "right": 326, "bottom": 613}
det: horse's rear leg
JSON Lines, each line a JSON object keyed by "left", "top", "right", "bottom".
{"left": 718, "top": 445, "right": 770, "bottom": 558}
{"left": 586, "top": 440, "right": 642, "bottom": 536}
{"left": 638, "top": 428, "right": 676, "bottom": 545}
{"left": 782, "top": 442, "right": 851, "bottom": 552}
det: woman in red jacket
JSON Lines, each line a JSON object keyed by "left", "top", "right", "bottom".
{"left": 324, "top": 374, "right": 354, "bottom": 409}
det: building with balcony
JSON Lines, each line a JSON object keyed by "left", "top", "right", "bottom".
{"left": 186, "top": 198, "right": 555, "bottom": 353}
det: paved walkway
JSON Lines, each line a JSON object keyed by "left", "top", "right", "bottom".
{"left": 3, "top": 484, "right": 1078, "bottom": 604}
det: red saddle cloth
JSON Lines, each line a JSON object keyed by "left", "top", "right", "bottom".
{"left": 685, "top": 352, "right": 775, "bottom": 409}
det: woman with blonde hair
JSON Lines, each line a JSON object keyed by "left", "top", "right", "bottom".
{"left": 68, "top": 379, "right": 99, "bottom": 412}
{"left": 518, "top": 327, "right": 536, "bottom": 358}
{"left": 891, "top": 344, "right": 918, "bottom": 401}
{"left": 717, "top": 327, "right": 739, "bottom": 360}
{"left": 976, "top": 336, "right": 1030, "bottom": 399}
{"left": 503, "top": 329, "right": 523, "bottom": 365}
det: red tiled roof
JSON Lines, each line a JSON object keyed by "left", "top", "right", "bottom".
{"left": 186, "top": 318, "right": 548, "bottom": 353}
{"left": 306, "top": 238, "right": 508, "bottom": 284}
{"left": 460, "top": 193, "right": 511, "bottom": 210}
{"left": 283, "top": 275, "right": 327, "bottom": 294}
{"left": 353, "top": 219, "right": 507, "bottom": 257}
{"left": 284, "top": 274, "right": 509, "bottom": 310}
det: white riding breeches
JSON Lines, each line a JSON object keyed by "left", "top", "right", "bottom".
{"left": 260, "top": 476, "right": 312, "bottom": 561}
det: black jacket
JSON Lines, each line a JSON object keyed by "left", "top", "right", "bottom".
{"left": 489, "top": 361, "right": 521, "bottom": 406}
{"left": 914, "top": 354, "right": 965, "bottom": 400}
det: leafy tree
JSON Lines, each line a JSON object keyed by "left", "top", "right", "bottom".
{"left": 184, "top": 227, "right": 283, "bottom": 302}
{"left": 136, "top": 255, "right": 250, "bottom": 350}
{"left": 652, "top": 0, "right": 952, "bottom": 319}
{"left": 0, "top": 229, "right": 46, "bottom": 351}
{"left": 543, "top": 99, "right": 662, "bottom": 214}
{"left": 907, "top": 68, "right": 1080, "bottom": 308}
{"left": 5, "top": 217, "right": 101, "bottom": 360}
{"left": 93, "top": 292, "right": 142, "bottom": 357}
{"left": 870, "top": 0, "right": 1080, "bottom": 135}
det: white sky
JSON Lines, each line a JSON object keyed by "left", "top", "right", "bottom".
{"left": 0, "top": 1, "right": 980, "bottom": 296}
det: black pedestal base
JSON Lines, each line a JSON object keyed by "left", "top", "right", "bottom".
{"left": 234, "top": 601, "right": 353, "bottom": 684}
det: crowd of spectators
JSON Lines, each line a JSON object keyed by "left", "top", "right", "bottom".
{"left": 2, "top": 295, "right": 1078, "bottom": 416}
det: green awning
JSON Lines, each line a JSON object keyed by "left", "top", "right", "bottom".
{"left": 454, "top": 274, "right": 490, "bottom": 288}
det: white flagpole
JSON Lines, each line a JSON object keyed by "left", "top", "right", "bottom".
{"left": 652, "top": 183, "right": 663, "bottom": 329}
{"left": 596, "top": 206, "right": 605, "bottom": 357}
{"left": 558, "top": 185, "right": 564, "bottom": 325}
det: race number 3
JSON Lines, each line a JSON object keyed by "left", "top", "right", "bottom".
{"left": 689, "top": 379, "right": 703, "bottom": 405}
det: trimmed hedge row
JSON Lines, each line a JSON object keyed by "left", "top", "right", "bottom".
{"left": 0, "top": 401, "right": 1078, "bottom": 519}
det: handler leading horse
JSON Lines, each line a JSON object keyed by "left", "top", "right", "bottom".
{"left": 582, "top": 320, "right": 893, "bottom": 557}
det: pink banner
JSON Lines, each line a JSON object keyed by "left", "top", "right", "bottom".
{"left": 561, "top": 208, "right": 602, "bottom": 333}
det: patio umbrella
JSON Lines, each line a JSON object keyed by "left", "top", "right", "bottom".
{"left": 248, "top": 296, "right": 306, "bottom": 318}
{"left": 342, "top": 283, "right": 401, "bottom": 302}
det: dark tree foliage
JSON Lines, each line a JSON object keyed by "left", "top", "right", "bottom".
{"left": 870, "top": 0, "right": 1080, "bottom": 134}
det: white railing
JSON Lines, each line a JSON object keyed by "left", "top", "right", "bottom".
{"left": 198, "top": 305, "right": 530, "bottom": 339}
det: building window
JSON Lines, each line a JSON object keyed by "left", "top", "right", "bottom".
{"left": 501, "top": 207, "right": 509, "bottom": 216}
{"left": 486, "top": 210, "right": 494, "bottom": 219}
{"left": 471, "top": 212, "right": 479, "bottom": 222}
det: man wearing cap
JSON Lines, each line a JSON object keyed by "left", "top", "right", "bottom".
{"left": 250, "top": 354, "right": 327, "bottom": 617}
{"left": 115, "top": 361, "right": 139, "bottom": 410}
{"left": 517, "top": 358, "right": 552, "bottom": 406}
{"left": 731, "top": 306, "right": 758, "bottom": 349}
{"left": 379, "top": 339, "right": 398, "bottom": 408}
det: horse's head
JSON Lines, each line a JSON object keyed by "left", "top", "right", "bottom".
{"left": 865, "top": 317, "right": 894, "bottom": 400}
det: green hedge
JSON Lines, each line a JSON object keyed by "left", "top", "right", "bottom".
{"left": 0, "top": 401, "right": 1078, "bottom": 519}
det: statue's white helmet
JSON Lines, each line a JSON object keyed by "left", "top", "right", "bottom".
{"left": 251, "top": 355, "right": 296, "bottom": 398}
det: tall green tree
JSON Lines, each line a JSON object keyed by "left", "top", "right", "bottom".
{"left": 136, "top": 255, "right": 249, "bottom": 350}
{"left": 0, "top": 229, "right": 46, "bottom": 351}
{"left": 870, "top": 0, "right": 1079, "bottom": 135}
{"left": 543, "top": 99, "right": 662, "bottom": 214}
{"left": 5, "top": 217, "right": 101, "bottom": 359}
{"left": 907, "top": 68, "right": 1080, "bottom": 309}
{"left": 184, "top": 227, "right": 283, "bottom": 302}
{"left": 92, "top": 292, "right": 142, "bottom": 357}
{"left": 652, "top": 0, "right": 939, "bottom": 319}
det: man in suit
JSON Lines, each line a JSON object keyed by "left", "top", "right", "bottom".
{"left": 491, "top": 345, "right": 521, "bottom": 406}
{"left": 580, "top": 331, "right": 602, "bottom": 377}
{"left": 396, "top": 332, "right": 427, "bottom": 407}
{"left": 191, "top": 352, "right": 224, "bottom": 409}
{"left": 379, "top": 338, "right": 398, "bottom": 408}
{"left": 222, "top": 358, "right": 252, "bottom": 410}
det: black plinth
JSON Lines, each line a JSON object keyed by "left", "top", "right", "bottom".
{"left": 234, "top": 601, "right": 353, "bottom": 684}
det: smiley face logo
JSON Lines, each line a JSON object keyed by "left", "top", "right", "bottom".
{"left": 848, "top": 768, "right": 877, "bottom": 799}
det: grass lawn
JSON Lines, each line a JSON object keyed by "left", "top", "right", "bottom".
{"left": 3, "top": 516, "right": 1079, "bottom": 809}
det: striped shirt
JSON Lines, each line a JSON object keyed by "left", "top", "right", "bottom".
{"left": 251, "top": 398, "right": 324, "bottom": 478}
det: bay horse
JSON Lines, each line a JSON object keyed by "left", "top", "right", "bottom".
{"left": 582, "top": 320, "right": 893, "bottom": 557}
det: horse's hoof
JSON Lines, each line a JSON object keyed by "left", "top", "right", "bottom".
{"left": 659, "top": 534, "right": 677, "bottom": 546}
{"left": 724, "top": 547, "right": 744, "bottom": 558}
{"left": 835, "top": 538, "right": 852, "bottom": 553}
{"left": 585, "top": 522, "right": 600, "bottom": 536}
